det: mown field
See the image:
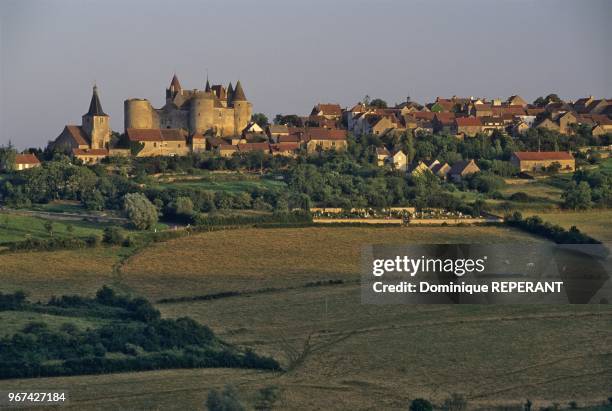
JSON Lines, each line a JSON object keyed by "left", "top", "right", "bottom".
{"left": 524, "top": 210, "right": 612, "bottom": 242}
{"left": 2, "top": 224, "right": 611, "bottom": 410}
{"left": 154, "top": 173, "right": 286, "bottom": 192}
{"left": 0, "top": 212, "right": 110, "bottom": 243}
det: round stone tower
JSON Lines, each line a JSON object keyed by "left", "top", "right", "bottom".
{"left": 189, "top": 91, "right": 214, "bottom": 134}
{"left": 232, "top": 80, "right": 251, "bottom": 135}
{"left": 124, "top": 99, "right": 155, "bottom": 130}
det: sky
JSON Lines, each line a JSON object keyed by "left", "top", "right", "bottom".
{"left": 1, "top": 0, "right": 610, "bottom": 149}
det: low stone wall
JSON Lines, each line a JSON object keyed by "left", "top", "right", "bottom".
{"left": 313, "top": 217, "right": 501, "bottom": 225}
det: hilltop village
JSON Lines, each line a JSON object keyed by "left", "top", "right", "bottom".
{"left": 1, "top": 74, "right": 611, "bottom": 222}
{"left": 10, "top": 74, "right": 604, "bottom": 179}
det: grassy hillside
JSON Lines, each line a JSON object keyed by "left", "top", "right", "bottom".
{"left": 524, "top": 210, "right": 612, "bottom": 242}
{"left": 121, "top": 225, "right": 541, "bottom": 300}
{"left": 1, "top": 225, "right": 610, "bottom": 410}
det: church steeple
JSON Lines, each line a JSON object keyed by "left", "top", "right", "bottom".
{"left": 86, "top": 84, "right": 108, "bottom": 117}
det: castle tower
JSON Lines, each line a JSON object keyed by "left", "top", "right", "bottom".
{"left": 166, "top": 74, "right": 182, "bottom": 102}
{"left": 82, "top": 85, "right": 111, "bottom": 149}
{"left": 124, "top": 99, "right": 155, "bottom": 130}
{"left": 232, "top": 80, "right": 252, "bottom": 135}
{"left": 189, "top": 91, "right": 214, "bottom": 134}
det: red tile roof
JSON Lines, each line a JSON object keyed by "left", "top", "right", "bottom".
{"left": 455, "top": 117, "right": 482, "bottom": 126}
{"left": 313, "top": 104, "right": 342, "bottom": 116}
{"left": 15, "top": 153, "right": 40, "bottom": 165}
{"left": 65, "top": 125, "right": 89, "bottom": 146}
{"left": 513, "top": 151, "right": 574, "bottom": 161}
{"left": 305, "top": 128, "right": 347, "bottom": 141}
{"left": 271, "top": 142, "right": 300, "bottom": 153}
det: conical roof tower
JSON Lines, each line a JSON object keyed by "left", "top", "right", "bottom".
{"left": 85, "top": 84, "right": 108, "bottom": 117}
{"left": 233, "top": 80, "right": 246, "bottom": 101}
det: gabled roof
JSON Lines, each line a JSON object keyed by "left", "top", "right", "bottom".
{"left": 64, "top": 125, "right": 90, "bottom": 146}
{"left": 512, "top": 151, "right": 574, "bottom": 161}
{"left": 85, "top": 85, "right": 108, "bottom": 117}
{"left": 474, "top": 103, "right": 492, "bottom": 112}
{"left": 376, "top": 147, "right": 390, "bottom": 156}
{"left": 268, "top": 124, "right": 289, "bottom": 134}
{"left": 270, "top": 142, "right": 300, "bottom": 153}
{"left": 313, "top": 103, "right": 342, "bottom": 116}
{"left": 278, "top": 134, "right": 300, "bottom": 143}
{"left": 15, "top": 153, "right": 40, "bottom": 165}
{"left": 448, "top": 159, "right": 479, "bottom": 176}
{"left": 305, "top": 128, "right": 347, "bottom": 141}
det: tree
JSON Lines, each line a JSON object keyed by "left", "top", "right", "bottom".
{"left": 123, "top": 193, "right": 158, "bottom": 230}
{"left": 206, "top": 386, "right": 245, "bottom": 411}
{"left": 251, "top": 113, "right": 269, "bottom": 127}
{"left": 409, "top": 398, "right": 433, "bottom": 411}
{"left": 369, "top": 98, "right": 387, "bottom": 108}
{"left": 43, "top": 220, "right": 54, "bottom": 237}
{"left": 562, "top": 181, "right": 592, "bottom": 210}
{"left": 0, "top": 144, "right": 17, "bottom": 172}
{"left": 174, "top": 196, "right": 194, "bottom": 216}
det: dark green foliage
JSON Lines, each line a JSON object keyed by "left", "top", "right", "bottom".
{"left": 103, "top": 226, "right": 125, "bottom": 245}
{"left": 0, "top": 287, "right": 281, "bottom": 380}
{"left": 0, "top": 290, "right": 27, "bottom": 310}
{"left": 509, "top": 192, "right": 530, "bottom": 202}
{"left": 206, "top": 385, "right": 245, "bottom": 411}
{"left": 409, "top": 398, "right": 433, "bottom": 411}
{"left": 504, "top": 212, "right": 599, "bottom": 244}
{"left": 467, "top": 172, "right": 506, "bottom": 193}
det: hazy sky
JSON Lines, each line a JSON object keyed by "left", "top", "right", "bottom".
{"left": 1, "top": 0, "right": 610, "bottom": 149}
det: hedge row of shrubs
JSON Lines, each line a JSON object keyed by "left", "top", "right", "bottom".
{"left": 0, "top": 287, "right": 281, "bottom": 380}
{"left": 504, "top": 212, "right": 600, "bottom": 244}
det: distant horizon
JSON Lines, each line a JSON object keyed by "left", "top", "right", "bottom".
{"left": 1, "top": 0, "right": 610, "bottom": 149}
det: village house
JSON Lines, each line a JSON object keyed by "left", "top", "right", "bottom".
{"left": 448, "top": 159, "right": 480, "bottom": 182}
{"left": 409, "top": 161, "right": 431, "bottom": 177}
{"left": 217, "top": 144, "right": 238, "bottom": 157}
{"left": 73, "top": 148, "right": 112, "bottom": 164}
{"left": 473, "top": 104, "right": 493, "bottom": 117}
{"left": 266, "top": 124, "right": 289, "bottom": 142}
{"left": 127, "top": 128, "right": 189, "bottom": 157}
{"left": 310, "top": 103, "right": 342, "bottom": 120}
{"left": 304, "top": 128, "right": 348, "bottom": 153}
{"left": 270, "top": 142, "right": 301, "bottom": 157}
{"left": 13, "top": 153, "right": 41, "bottom": 171}
{"left": 510, "top": 151, "right": 575, "bottom": 172}
{"left": 455, "top": 117, "right": 483, "bottom": 137}
{"left": 431, "top": 162, "right": 451, "bottom": 178}
{"left": 376, "top": 147, "right": 390, "bottom": 166}
{"left": 507, "top": 95, "right": 528, "bottom": 107}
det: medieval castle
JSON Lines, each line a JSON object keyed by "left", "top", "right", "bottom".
{"left": 50, "top": 75, "right": 253, "bottom": 162}
{"left": 124, "top": 75, "right": 252, "bottom": 137}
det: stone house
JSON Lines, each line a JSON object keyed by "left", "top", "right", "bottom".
{"left": 455, "top": 117, "right": 483, "bottom": 137}
{"left": 304, "top": 128, "right": 348, "bottom": 153}
{"left": 448, "top": 159, "right": 480, "bottom": 182}
{"left": 14, "top": 153, "right": 41, "bottom": 171}
{"left": 510, "top": 151, "right": 575, "bottom": 172}
{"left": 126, "top": 128, "right": 189, "bottom": 157}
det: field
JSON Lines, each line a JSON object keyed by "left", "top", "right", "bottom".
{"left": 154, "top": 173, "right": 286, "bottom": 192}
{"left": 0, "top": 212, "right": 110, "bottom": 243}
{"left": 2, "top": 225, "right": 612, "bottom": 410}
{"left": 524, "top": 210, "right": 612, "bottom": 242}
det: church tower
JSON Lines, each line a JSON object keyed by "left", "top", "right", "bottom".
{"left": 82, "top": 85, "right": 111, "bottom": 149}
